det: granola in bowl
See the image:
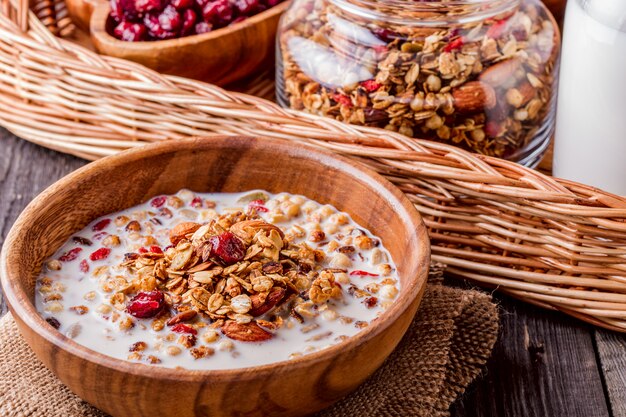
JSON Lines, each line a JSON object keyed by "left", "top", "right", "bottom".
{"left": 36, "top": 190, "right": 400, "bottom": 369}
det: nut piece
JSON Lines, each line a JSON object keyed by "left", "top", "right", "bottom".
{"left": 249, "top": 287, "right": 287, "bottom": 317}
{"left": 169, "top": 222, "right": 201, "bottom": 245}
{"left": 478, "top": 58, "right": 522, "bottom": 87}
{"left": 166, "top": 309, "right": 197, "bottom": 326}
{"left": 221, "top": 320, "right": 273, "bottom": 342}
{"left": 452, "top": 81, "right": 497, "bottom": 113}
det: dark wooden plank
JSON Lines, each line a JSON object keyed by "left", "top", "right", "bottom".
{"left": 450, "top": 295, "right": 611, "bottom": 417}
{"left": 0, "top": 129, "right": 85, "bottom": 315}
{"left": 595, "top": 330, "right": 626, "bottom": 417}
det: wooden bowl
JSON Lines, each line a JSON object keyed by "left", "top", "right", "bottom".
{"left": 87, "top": 1, "right": 289, "bottom": 85}
{"left": 0, "top": 136, "right": 429, "bottom": 417}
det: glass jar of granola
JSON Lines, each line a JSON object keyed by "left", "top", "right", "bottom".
{"left": 276, "top": 0, "right": 559, "bottom": 166}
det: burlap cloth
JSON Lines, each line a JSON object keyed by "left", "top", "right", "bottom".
{"left": 0, "top": 265, "right": 499, "bottom": 417}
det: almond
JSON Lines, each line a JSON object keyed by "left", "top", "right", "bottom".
{"left": 169, "top": 222, "right": 201, "bottom": 245}
{"left": 221, "top": 320, "right": 273, "bottom": 342}
{"left": 166, "top": 309, "right": 197, "bottom": 326}
{"left": 452, "top": 81, "right": 497, "bottom": 114}
{"left": 517, "top": 81, "right": 536, "bottom": 106}
{"left": 249, "top": 287, "right": 287, "bottom": 317}
{"left": 478, "top": 58, "right": 522, "bottom": 87}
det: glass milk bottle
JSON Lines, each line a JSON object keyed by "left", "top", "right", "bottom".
{"left": 553, "top": 0, "right": 626, "bottom": 195}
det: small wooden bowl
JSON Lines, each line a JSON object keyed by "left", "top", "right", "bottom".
{"left": 0, "top": 136, "right": 429, "bottom": 417}
{"left": 87, "top": 1, "right": 289, "bottom": 85}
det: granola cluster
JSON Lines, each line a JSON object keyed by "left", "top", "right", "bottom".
{"left": 278, "top": 0, "right": 558, "bottom": 160}
{"left": 37, "top": 190, "right": 399, "bottom": 368}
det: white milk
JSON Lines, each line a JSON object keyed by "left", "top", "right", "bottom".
{"left": 553, "top": 0, "right": 626, "bottom": 195}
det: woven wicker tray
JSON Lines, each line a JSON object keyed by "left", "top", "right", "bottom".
{"left": 3, "top": 0, "right": 626, "bottom": 332}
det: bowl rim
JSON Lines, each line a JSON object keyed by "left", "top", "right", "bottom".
{"left": 0, "top": 135, "right": 430, "bottom": 381}
{"left": 90, "top": 0, "right": 290, "bottom": 49}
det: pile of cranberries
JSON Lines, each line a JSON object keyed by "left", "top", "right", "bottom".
{"left": 109, "top": 0, "right": 284, "bottom": 41}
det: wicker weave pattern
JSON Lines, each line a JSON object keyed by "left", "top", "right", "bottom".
{"left": 2, "top": 0, "right": 626, "bottom": 331}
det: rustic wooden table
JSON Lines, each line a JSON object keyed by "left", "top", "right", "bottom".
{"left": 1, "top": 129, "right": 625, "bottom": 417}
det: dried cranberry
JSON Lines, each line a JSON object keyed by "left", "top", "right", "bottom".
{"left": 151, "top": 196, "right": 167, "bottom": 208}
{"left": 361, "top": 80, "right": 381, "bottom": 92}
{"left": 149, "top": 245, "right": 163, "bottom": 254}
{"left": 485, "top": 18, "right": 508, "bottom": 39}
{"left": 195, "top": 22, "right": 213, "bottom": 34}
{"left": 233, "top": 0, "right": 258, "bottom": 15}
{"left": 190, "top": 197, "right": 203, "bottom": 208}
{"left": 113, "top": 22, "right": 147, "bottom": 42}
{"left": 171, "top": 0, "right": 192, "bottom": 9}
{"left": 208, "top": 232, "right": 246, "bottom": 264}
{"left": 59, "top": 247, "right": 82, "bottom": 262}
{"left": 202, "top": 0, "right": 233, "bottom": 25}
{"left": 138, "top": 247, "right": 148, "bottom": 254}
{"left": 135, "top": 0, "right": 162, "bottom": 13}
{"left": 90, "top": 247, "right": 111, "bottom": 261}
{"left": 349, "top": 270, "right": 379, "bottom": 277}
{"left": 485, "top": 121, "right": 502, "bottom": 138}
{"left": 72, "top": 236, "right": 93, "bottom": 246}
{"left": 46, "top": 317, "right": 61, "bottom": 329}
{"left": 181, "top": 9, "right": 197, "bottom": 35}
{"left": 443, "top": 36, "right": 465, "bottom": 53}
{"left": 127, "top": 291, "right": 165, "bottom": 318}
{"left": 333, "top": 93, "right": 352, "bottom": 107}
{"left": 170, "top": 323, "right": 197, "bottom": 335}
{"left": 79, "top": 259, "right": 90, "bottom": 273}
{"left": 92, "top": 218, "right": 111, "bottom": 232}
{"left": 372, "top": 28, "right": 399, "bottom": 42}
{"left": 248, "top": 199, "right": 268, "bottom": 213}
{"left": 158, "top": 5, "right": 182, "bottom": 32}
{"left": 110, "top": 0, "right": 139, "bottom": 21}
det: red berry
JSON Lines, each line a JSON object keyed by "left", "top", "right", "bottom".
{"left": 79, "top": 259, "right": 90, "bottom": 273}
{"left": 110, "top": 0, "right": 139, "bottom": 21}
{"left": 170, "top": 323, "right": 197, "bottom": 335}
{"left": 158, "top": 5, "right": 182, "bottom": 32}
{"left": 202, "top": 0, "right": 232, "bottom": 24}
{"left": 190, "top": 197, "right": 203, "bottom": 208}
{"left": 208, "top": 232, "right": 246, "bottom": 264}
{"left": 263, "top": 0, "right": 281, "bottom": 7}
{"left": 138, "top": 247, "right": 148, "bottom": 254}
{"left": 92, "top": 218, "right": 111, "bottom": 232}
{"left": 127, "top": 291, "right": 165, "bottom": 319}
{"left": 485, "top": 121, "right": 502, "bottom": 138}
{"left": 195, "top": 22, "right": 213, "bottom": 34}
{"left": 333, "top": 93, "right": 352, "bottom": 107}
{"left": 181, "top": 9, "right": 197, "bottom": 35}
{"left": 486, "top": 18, "right": 508, "bottom": 39}
{"left": 93, "top": 232, "right": 108, "bottom": 241}
{"left": 233, "top": 0, "right": 258, "bottom": 15}
{"left": 443, "top": 36, "right": 465, "bottom": 53}
{"left": 149, "top": 245, "right": 163, "bottom": 254}
{"left": 113, "top": 22, "right": 147, "bottom": 41}
{"left": 135, "top": 0, "right": 161, "bottom": 13}
{"left": 171, "top": 0, "right": 192, "bottom": 9}
{"left": 90, "top": 247, "right": 111, "bottom": 261}
{"left": 151, "top": 196, "right": 167, "bottom": 208}
{"left": 361, "top": 79, "right": 381, "bottom": 92}
{"left": 248, "top": 199, "right": 268, "bottom": 213}
{"left": 59, "top": 248, "right": 82, "bottom": 262}
{"left": 349, "top": 270, "right": 379, "bottom": 277}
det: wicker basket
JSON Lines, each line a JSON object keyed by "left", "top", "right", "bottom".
{"left": 3, "top": 0, "right": 626, "bottom": 332}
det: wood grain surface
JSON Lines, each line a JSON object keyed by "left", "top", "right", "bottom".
{"left": 1, "top": 129, "right": 625, "bottom": 417}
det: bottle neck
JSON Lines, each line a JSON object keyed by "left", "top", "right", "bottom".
{"left": 328, "top": 0, "right": 521, "bottom": 26}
